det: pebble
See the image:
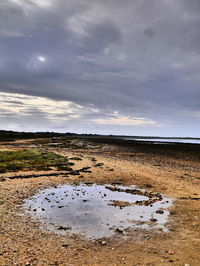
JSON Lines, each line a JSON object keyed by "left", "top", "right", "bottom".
{"left": 61, "top": 243, "right": 68, "bottom": 248}
{"left": 150, "top": 218, "right": 157, "bottom": 222}
{"left": 156, "top": 210, "right": 164, "bottom": 214}
{"left": 57, "top": 225, "right": 71, "bottom": 231}
{"left": 167, "top": 250, "right": 174, "bottom": 255}
{"left": 115, "top": 228, "right": 124, "bottom": 234}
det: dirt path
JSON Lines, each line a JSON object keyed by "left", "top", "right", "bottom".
{"left": 0, "top": 144, "right": 200, "bottom": 265}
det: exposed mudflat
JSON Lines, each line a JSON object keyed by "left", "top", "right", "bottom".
{"left": 0, "top": 137, "right": 200, "bottom": 265}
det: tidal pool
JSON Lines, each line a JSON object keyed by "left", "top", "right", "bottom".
{"left": 24, "top": 183, "right": 172, "bottom": 239}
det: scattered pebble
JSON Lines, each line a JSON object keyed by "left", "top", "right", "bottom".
{"left": 167, "top": 250, "right": 175, "bottom": 255}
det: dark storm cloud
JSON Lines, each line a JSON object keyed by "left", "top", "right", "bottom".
{"left": 0, "top": 0, "right": 200, "bottom": 136}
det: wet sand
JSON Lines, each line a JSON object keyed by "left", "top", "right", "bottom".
{"left": 0, "top": 138, "right": 200, "bottom": 265}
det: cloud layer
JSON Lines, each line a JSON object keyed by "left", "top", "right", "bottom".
{"left": 0, "top": 0, "right": 200, "bottom": 136}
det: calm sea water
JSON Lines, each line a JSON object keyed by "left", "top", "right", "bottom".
{"left": 122, "top": 138, "right": 200, "bottom": 144}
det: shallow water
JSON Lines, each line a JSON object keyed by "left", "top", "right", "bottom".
{"left": 122, "top": 137, "right": 200, "bottom": 144}
{"left": 24, "top": 183, "right": 172, "bottom": 240}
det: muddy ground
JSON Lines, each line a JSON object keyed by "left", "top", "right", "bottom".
{"left": 0, "top": 138, "right": 200, "bottom": 265}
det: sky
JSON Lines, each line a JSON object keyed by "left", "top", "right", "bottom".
{"left": 0, "top": 0, "right": 200, "bottom": 137}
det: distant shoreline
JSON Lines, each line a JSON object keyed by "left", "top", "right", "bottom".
{"left": 0, "top": 130, "right": 199, "bottom": 142}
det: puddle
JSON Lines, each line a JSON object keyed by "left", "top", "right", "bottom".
{"left": 24, "top": 183, "right": 172, "bottom": 240}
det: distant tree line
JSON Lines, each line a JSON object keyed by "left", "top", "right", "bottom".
{"left": 0, "top": 130, "right": 77, "bottom": 141}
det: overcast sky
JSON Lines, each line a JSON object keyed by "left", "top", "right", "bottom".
{"left": 0, "top": 0, "right": 200, "bottom": 136}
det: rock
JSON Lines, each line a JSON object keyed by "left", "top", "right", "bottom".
{"left": 57, "top": 226, "right": 71, "bottom": 231}
{"left": 94, "top": 163, "right": 104, "bottom": 167}
{"left": 84, "top": 181, "right": 93, "bottom": 185}
{"left": 156, "top": 210, "right": 164, "bottom": 214}
{"left": 144, "top": 184, "right": 153, "bottom": 188}
{"left": 150, "top": 218, "right": 157, "bottom": 222}
{"left": 100, "top": 241, "right": 107, "bottom": 245}
{"left": 61, "top": 243, "right": 68, "bottom": 248}
{"left": 167, "top": 250, "right": 174, "bottom": 255}
{"left": 80, "top": 167, "right": 92, "bottom": 173}
{"left": 115, "top": 228, "right": 124, "bottom": 234}
{"left": 0, "top": 177, "right": 6, "bottom": 182}
{"left": 68, "top": 171, "right": 80, "bottom": 176}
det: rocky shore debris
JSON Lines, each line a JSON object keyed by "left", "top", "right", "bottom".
{"left": 79, "top": 167, "right": 92, "bottom": 173}
{"left": 115, "top": 228, "right": 124, "bottom": 234}
{"left": 57, "top": 225, "right": 71, "bottom": 231}
{"left": 68, "top": 170, "right": 80, "bottom": 176}
{"left": 70, "top": 157, "right": 82, "bottom": 161}
{"left": 156, "top": 210, "right": 164, "bottom": 214}
{"left": 105, "top": 185, "right": 163, "bottom": 206}
{"left": 100, "top": 240, "right": 107, "bottom": 245}
{"left": 94, "top": 163, "right": 104, "bottom": 167}
{"left": 7, "top": 171, "right": 70, "bottom": 180}
{"left": 108, "top": 200, "right": 132, "bottom": 208}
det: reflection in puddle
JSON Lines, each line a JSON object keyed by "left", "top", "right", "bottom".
{"left": 24, "top": 183, "right": 172, "bottom": 239}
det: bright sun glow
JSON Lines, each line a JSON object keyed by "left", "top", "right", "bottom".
{"left": 38, "top": 56, "right": 46, "bottom": 62}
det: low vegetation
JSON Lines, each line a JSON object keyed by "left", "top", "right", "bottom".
{"left": 0, "top": 149, "right": 73, "bottom": 173}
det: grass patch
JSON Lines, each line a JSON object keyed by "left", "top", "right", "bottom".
{"left": 0, "top": 149, "right": 73, "bottom": 173}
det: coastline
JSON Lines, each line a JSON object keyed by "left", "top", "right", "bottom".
{"left": 0, "top": 137, "right": 200, "bottom": 265}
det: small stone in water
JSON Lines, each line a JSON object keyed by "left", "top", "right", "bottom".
{"left": 57, "top": 226, "right": 71, "bottom": 231}
{"left": 115, "top": 228, "right": 124, "bottom": 234}
{"left": 150, "top": 218, "right": 157, "bottom": 222}
{"left": 156, "top": 210, "right": 164, "bottom": 214}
